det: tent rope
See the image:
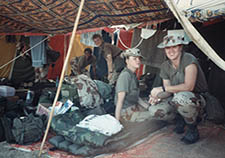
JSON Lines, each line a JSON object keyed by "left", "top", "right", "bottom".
{"left": 0, "top": 36, "right": 50, "bottom": 70}
{"left": 116, "top": 29, "right": 144, "bottom": 49}
{"left": 116, "top": 22, "right": 150, "bottom": 49}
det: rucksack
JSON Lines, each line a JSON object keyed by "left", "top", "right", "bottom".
{"left": 0, "top": 96, "right": 7, "bottom": 117}
{"left": 39, "top": 87, "right": 57, "bottom": 104}
{"left": 0, "top": 106, "right": 25, "bottom": 144}
{"left": 60, "top": 82, "right": 79, "bottom": 106}
{"left": 94, "top": 80, "right": 112, "bottom": 100}
{"left": 0, "top": 114, "right": 16, "bottom": 143}
{"left": 202, "top": 92, "right": 225, "bottom": 124}
{"left": 0, "top": 118, "right": 5, "bottom": 142}
{"left": 64, "top": 75, "right": 103, "bottom": 109}
{"left": 12, "top": 114, "right": 46, "bottom": 145}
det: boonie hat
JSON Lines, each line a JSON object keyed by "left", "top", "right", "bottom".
{"left": 157, "top": 30, "right": 190, "bottom": 48}
{"left": 170, "top": 91, "right": 205, "bottom": 108}
{"left": 120, "top": 48, "right": 143, "bottom": 58}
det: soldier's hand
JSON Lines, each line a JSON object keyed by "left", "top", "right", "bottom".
{"left": 148, "top": 95, "right": 161, "bottom": 105}
{"left": 150, "top": 87, "right": 163, "bottom": 98}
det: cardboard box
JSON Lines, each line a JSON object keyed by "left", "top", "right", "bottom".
{"left": 36, "top": 101, "right": 63, "bottom": 116}
{"left": 36, "top": 103, "right": 52, "bottom": 116}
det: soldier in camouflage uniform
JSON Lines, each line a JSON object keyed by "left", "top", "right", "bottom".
{"left": 148, "top": 30, "right": 208, "bottom": 144}
{"left": 70, "top": 48, "right": 96, "bottom": 78}
{"left": 115, "top": 48, "right": 150, "bottom": 122}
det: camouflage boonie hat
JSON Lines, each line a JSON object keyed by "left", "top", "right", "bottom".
{"left": 120, "top": 48, "right": 143, "bottom": 59}
{"left": 171, "top": 91, "right": 201, "bottom": 107}
{"left": 157, "top": 30, "right": 190, "bottom": 48}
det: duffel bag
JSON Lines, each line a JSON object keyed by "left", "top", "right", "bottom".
{"left": 12, "top": 114, "right": 46, "bottom": 145}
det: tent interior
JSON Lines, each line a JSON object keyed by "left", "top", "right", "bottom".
{"left": 0, "top": 0, "right": 225, "bottom": 158}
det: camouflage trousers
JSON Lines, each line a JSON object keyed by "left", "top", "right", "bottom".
{"left": 70, "top": 57, "right": 90, "bottom": 77}
{"left": 121, "top": 105, "right": 151, "bottom": 122}
{"left": 148, "top": 91, "right": 206, "bottom": 124}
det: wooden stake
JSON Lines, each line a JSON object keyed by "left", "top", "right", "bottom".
{"left": 38, "top": 0, "right": 85, "bottom": 156}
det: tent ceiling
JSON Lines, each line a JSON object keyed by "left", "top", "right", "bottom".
{"left": 0, "top": 0, "right": 173, "bottom": 34}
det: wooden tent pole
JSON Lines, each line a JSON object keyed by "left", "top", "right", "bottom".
{"left": 38, "top": 0, "right": 85, "bottom": 156}
{"left": 64, "top": 34, "right": 68, "bottom": 75}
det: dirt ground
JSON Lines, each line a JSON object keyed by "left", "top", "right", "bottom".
{"left": 0, "top": 141, "right": 49, "bottom": 158}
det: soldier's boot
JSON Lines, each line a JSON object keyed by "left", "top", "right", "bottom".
{"left": 173, "top": 114, "right": 186, "bottom": 134}
{"left": 181, "top": 123, "right": 199, "bottom": 144}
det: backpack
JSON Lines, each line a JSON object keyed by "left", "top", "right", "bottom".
{"left": 12, "top": 114, "right": 46, "bottom": 145}
{"left": 0, "top": 96, "right": 23, "bottom": 143}
{"left": 64, "top": 75, "right": 103, "bottom": 109}
{"left": 0, "top": 114, "right": 16, "bottom": 143}
{"left": 60, "top": 82, "right": 79, "bottom": 106}
{"left": 202, "top": 92, "right": 225, "bottom": 124}
{"left": 0, "top": 103, "right": 25, "bottom": 144}
{"left": 39, "top": 87, "right": 57, "bottom": 104}
{"left": 0, "top": 118, "right": 5, "bottom": 142}
{"left": 0, "top": 96, "right": 7, "bottom": 117}
{"left": 94, "top": 80, "right": 112, "bottom": 100}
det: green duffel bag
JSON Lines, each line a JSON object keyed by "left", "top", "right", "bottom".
{"left": 12, "top": 114, "right": 46, "bottom": 145}
{"left": 51, "top": 110, "right": 84, "bottom": 136}
{"left": 60, "top": 83, "right": 79, "bottom": 106}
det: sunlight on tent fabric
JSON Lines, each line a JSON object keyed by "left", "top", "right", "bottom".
{"left": 0, "top": 36, "right": 17, "bottom": 78}
{"left": 67, "top": 34, "right": 92, "bottom": 75}
{"left": 166, "top": 0, "right": 225, "bottom": 71}
{"left": 174, "top": 0, "right": 225, "bottom": 10}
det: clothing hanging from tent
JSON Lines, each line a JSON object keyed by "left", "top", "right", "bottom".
{"left": 131, "top": 29, "right": 166, "bottom": 69}
{"left": 47, "top": 35, "right": 65, "bottom": 80}
{"left": 29, "top": 36, "right": 47, "bottom": 68}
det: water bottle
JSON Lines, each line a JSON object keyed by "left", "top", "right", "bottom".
{"left": 56, "top": 76, "right": 59, "bottom": 88}
{"left": 25, "top": 90, "right": 34, "bottom": 105}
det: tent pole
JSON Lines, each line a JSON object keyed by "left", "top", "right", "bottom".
{"left": 64, "top": 34, "right": 68, "bottom": 75}
{"left": 165, "top": 0, "right": 225, "bottom": 71}
{"left": 38, "top": 0, "right": 85, "bottom": 157}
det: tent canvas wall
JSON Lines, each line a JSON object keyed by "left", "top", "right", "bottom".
{"left": 1, "top": 0, "right": 224, "bottom": 70}
{"left": 0, "top": 36, "right": 17, "bottom": 78}
{"left": 0, "top": 34, "right": 91, "bottom": 84}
